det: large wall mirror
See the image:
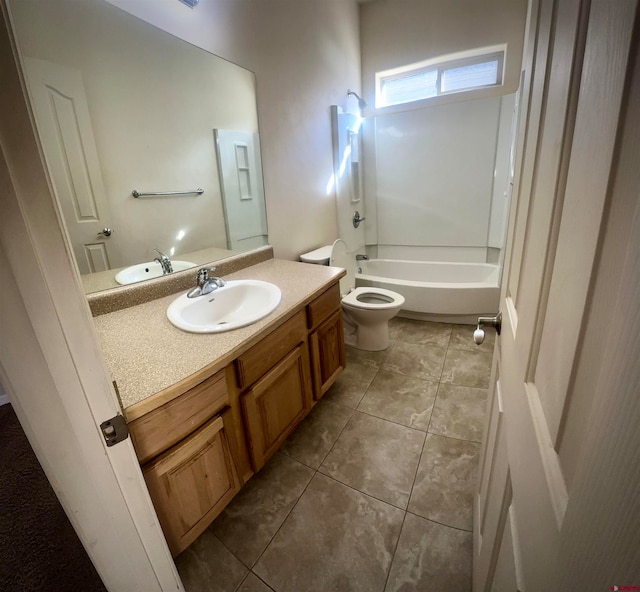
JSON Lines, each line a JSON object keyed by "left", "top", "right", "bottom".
{"left": 8, "top": 0, "right": 268, "bottom": 294}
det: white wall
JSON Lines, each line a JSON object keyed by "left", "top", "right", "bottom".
{"left": 107, "top": 0, "right": 362, "bottom": 261}
{"left": 359, "top": 0, "right": 528, "bottom": 113}
{"left": 11, "top": 0, "right": 261, "bottom": 267}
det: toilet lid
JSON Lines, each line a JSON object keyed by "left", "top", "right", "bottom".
{"left": 330, "top": 239, "right": 356, "bottom": 296}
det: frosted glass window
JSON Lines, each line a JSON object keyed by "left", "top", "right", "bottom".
{"left": 376, "top": 47, "right": 505, "bottom": 108}
{"left": 382, "top": 69, "right": 438, "bottom": 106}
{"left": 442, "top": 60, "right": 500, "bottom": 93}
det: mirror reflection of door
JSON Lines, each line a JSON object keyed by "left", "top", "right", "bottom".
{"left": 214, "top": 130, "right": 268, "bottom": 252}
{"left": 24, "top": 57, "right": 121, "bottom": 274}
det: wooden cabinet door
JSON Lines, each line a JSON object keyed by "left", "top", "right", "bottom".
{"left": 241, "top": 344, "right": 313, "bottom": 471}
{"left": 129, "top": 370, "right": 229, "bottom": 465}
{"left": 310, "top": 309, "right": 345, "bottom": 400}
{"left": 143, "top": 412, "right": 240, "bottom": 556}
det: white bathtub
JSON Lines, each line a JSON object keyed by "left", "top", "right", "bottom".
{"left": 357, "top": 259, "right": 500, "bottom": 318}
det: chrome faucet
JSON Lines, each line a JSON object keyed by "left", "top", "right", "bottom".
{"left": 356, "top": 254, "right": 369, "bottom": 261}
{"left": 187, "top": 267, "right": 226, "bottom": 298}
{"left": 153, "top": 249, "right": 173, "bottom": 274}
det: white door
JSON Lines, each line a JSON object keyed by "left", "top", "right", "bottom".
{"left": 474, "top": 0, "right": 639, "bottom": 589}
{"left": 214, "top": 129, "right": 268, "bottom": 251}
{"left": 23, "top": 57, "right": 120, "bottom": 273}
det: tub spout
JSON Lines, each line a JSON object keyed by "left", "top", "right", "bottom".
{"left": 356, "top": 254, "right": 369, "bottom": 261}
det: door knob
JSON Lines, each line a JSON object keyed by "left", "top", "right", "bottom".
{"left": 353, "top": 211, "right": 366, "bottom": 228}
{"left": 97, "top": 227, "right": 112, "bottom": 237}
{"left": 474, "top": 311, "right": 502, "bottom": 345}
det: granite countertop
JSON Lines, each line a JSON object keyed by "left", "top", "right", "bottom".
{"left": 92, "top": 259, "right": 344, "bottom": 416}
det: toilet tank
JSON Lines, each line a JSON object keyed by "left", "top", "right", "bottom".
{"left": 300, "top": 245, "right": 333, "bottom": 265}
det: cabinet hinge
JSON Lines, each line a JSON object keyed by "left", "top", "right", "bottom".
{"left": 100, "top": 414, "right": 129, "bottom": 447}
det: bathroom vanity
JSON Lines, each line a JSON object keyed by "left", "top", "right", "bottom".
{"left": 92, "top": 257, "right": 345, "bottom": 556}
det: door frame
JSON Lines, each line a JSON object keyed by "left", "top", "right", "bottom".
{"left": 0, "top": 5, "right": 182, "bottom": 590}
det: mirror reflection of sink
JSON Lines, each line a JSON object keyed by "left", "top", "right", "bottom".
{"left": 167, "top": 280, "right": 281, "bottom": 334}
{"left": 115, "top": 261, "right": 196, "bottom": 286}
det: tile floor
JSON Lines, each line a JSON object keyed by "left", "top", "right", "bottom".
{"left": 176, "top": 318, "right": 495, "bottom": 592}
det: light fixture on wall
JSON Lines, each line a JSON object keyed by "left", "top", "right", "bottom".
{"left": 179, "top": 0, "right": 199, "bottom": 8}
{"left": 347, "top": 89, "right": 367, "bottom": 110}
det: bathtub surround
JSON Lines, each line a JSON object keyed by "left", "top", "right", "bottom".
{"left": 365, "top": 93, "right": 516, "bottom": 263}
{"left": 176, "top": 318, "right": 492, "bottom": 591}
{"left": 358, "top": 0, "right": 527, "bottom": 278}
{"left": 353, "top": 92, "right": 513, "bottom": 323}
{"left": 375, "top": 97, "right": 500, "bottom": 247}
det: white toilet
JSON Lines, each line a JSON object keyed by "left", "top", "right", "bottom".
{"left": 301, "top": 239, "right": 405, "bottom": 351}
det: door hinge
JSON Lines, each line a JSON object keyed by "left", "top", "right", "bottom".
{"left": 100, "top": 414, "right": 129, "bottom": 447}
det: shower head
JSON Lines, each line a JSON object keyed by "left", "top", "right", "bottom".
{"left": 347, "top": 89, "right": 368, "bottom": 110}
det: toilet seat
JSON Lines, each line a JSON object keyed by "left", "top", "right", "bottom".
{"left": 342, "top": 287, "right": 405, "bottom": 310}
{"left": 330, "top": 239, "right": 405, "bottom": 309}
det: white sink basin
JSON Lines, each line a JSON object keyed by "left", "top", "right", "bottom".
{"left": 167, "top": 280, "right": 281, "bottom": 333}
{"left": 114, "top": 260, "right": 195, "bottom": 285}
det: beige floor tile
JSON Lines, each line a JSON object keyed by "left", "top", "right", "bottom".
{"left": 429, "top": 384, "right": 488, "bottom": 442}
{"left": 396, "top": 320, "right": 452, "bottom": 349}
{"left": 319, "top": 412, "right": 425, "bottom": 508}
{"left": 357, "top": 369, "right": 438, "bottom": 431}
{"left": 175, "top": 529, "right": 248, "bottom": 592}
{"left": 441, "top": 348, "right": 493, "bottom": 388}
{"left": 346, "top": 343, "right": 391, "bottom": 367}
{"left": 409, "top": 434, "right": 480, "bottom": 530}
{"left": 280, "top": 399, "right": 354, "bottom": 469}
{"left": 385, "top": 513, "right": 472, "bottom": 592}
{"left": 253, "top": 473, "right": 404, "bottom": 592}
{"left": 183, "top": 317, "right": 485, "bottom": 592}
{"left": 323, "top": 352, "right": 380, "bottom": 409}
{"left": 449, "top": 324, "right": 496, "bottom": 352}
{"left": 388, "top": 317, "right": 409, "bottom": 341}
{"left": 382, "top": 342, "right": 447, "bottom": 382}
{"left": 237, "top": 573, "right": 274, "bottom": 592}
{"left": 211, "top": 453, "right": 314, "bottom": 567}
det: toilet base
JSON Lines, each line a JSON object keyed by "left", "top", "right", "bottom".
{"left": 342, "top": 311, "right": 392, "bottom": 351}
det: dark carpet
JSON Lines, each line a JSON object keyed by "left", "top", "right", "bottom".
{"left": 0, "top": 404, "right": 106, "bottom": 592}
